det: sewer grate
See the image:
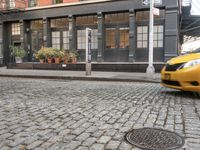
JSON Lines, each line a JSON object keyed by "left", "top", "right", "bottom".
{"left": 125, "top": 128, "right": 185, "bottom": 150}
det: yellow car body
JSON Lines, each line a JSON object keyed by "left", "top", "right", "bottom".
{"left": 161, "top": 52, "right": 200, "bottom": 92}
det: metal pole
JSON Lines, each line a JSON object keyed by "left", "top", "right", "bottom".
{"left": 146, "top": 0, "right": 155, "bottom": 79}
{"left": 86, "top": 28, "right": 92, "bottom": 76}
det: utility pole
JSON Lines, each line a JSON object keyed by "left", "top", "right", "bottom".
{"left": 146, "top": 0, "right": 155, "bottom": 79}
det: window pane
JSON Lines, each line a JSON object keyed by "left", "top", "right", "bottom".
{"left": 137, "top": 41, "right": 142, "bottom": 48}
{"left": 136, "top": 10, "right": 165, "bottom": 21}
{"left": 137, "top": 27, "right": 142, "bottom": 33}
{"left": 31, "top": 20, "right": 43, "bottom": 30}
{"left": 143, "top": 41, "right": 148, "bottom": 48}
{"left": 120, "top": 28, "right": 129, "bottom": 48}
{"left": 76, "top": 15, "right": 97, "bottom": 26}
{"left": 105, "top": 12, "right": 129, "bottom": 24}
{"left": 12, "top": 23, "right": 20, "bottom": 35}
{"left": 158, "top": 41, "right": 163, "bottom": 47}
{"left": 51, "top": 18, "right": 68, "bottom": 28}
{"left": 106, "top": 28, "right": 115, "bottom": 48}
{"left": 143, "top": 34, "right": 147, "bottom": 41}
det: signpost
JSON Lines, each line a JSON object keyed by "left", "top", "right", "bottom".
{"left": 146, "top": 0, "right": 155, "bottom": 79}
{"left": 86, "top": 28, "right": 92, "bottom": 76}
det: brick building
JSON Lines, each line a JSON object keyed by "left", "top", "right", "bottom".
{"left": 0, "top": 0, "right": 183, "bottom": 71}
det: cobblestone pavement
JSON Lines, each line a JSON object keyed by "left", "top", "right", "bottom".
{"left": 0, "top": 77, "right": 200, "bottom": 150}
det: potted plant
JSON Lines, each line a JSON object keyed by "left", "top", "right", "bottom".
{"left": 53, "top": 48, "right": 65, "bottom": 64}
{"left": 69, "top": 49, "right": 78, "bottom": 64}
{"left": 10, "top": 45, "right": 27, "bottom": 63}
{"left": 45, "top": 47, "right": 55, "bottom": 64}
{"left": 62, "top": 49, "right": 69, "bottom": 64}
{"left": 35, "top": 47, "right": 46, "bottom": 63}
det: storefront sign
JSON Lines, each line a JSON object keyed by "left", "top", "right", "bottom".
{"left": 142, "top": 0, "right": 162, "bottom": 6}
{"left": 85, "top": 28, "right": 92, "bottom": 76}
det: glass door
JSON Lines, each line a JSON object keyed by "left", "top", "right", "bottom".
{"left": 105, "top": 27, "right": 129, "bottom": 62}
{"left": 30, "top": 30, "right": 43, "bottom": 61}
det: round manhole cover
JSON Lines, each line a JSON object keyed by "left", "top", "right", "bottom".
{"left": 125, "top": 128, "right": 184, "bottom": 150}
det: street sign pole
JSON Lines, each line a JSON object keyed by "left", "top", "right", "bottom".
{"left": 86, "top": 28, "right": 92, "bottom": 76}
{"left": 146, "top": 0, "right": 155, "bottom": 79}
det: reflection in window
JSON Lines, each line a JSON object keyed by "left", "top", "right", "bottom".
{"left": 54, "top": 0, "right": 63, "bottom": 4}
{"left": 153, "top": 25, "right": 163, "bottom": 48}
{"left": 9, "top": 0, "right": 15, "bottom": 8}
{"left": 106, "top": 28, "right": 115, "bottom": 49}
{"left": 137, "top": 26, "right": 148, "bottom": 48}
{"left": 63, "top": 31, "right": 70, "bottom": 50}
{"left": 136, "top": 10, "right": 165, "bottom": 21}
{"left": 29, "top": 0, "right": 37, "bottom": 7}
{"left": 12, "top": 23, "right": 20, "bottom": 35}
{"left": 76, "top": 15, "right": 97, "bottom": 26}
{"left": 105, "top": 12, "right": 129, "bottom": 24}
{"left": 51, "top": 18, "right": 68, "bottom": 28}
{"left": 77, "top": 29, "right": 98, "bottom": 49}
{"left": 31, "top": 20, "right": 43, "bottom": 30}
{"left": 120, "top": 28, "right": 129, "bottom": 48}
{"left": 52, "top": 31, "right": 60, "bottom": 49}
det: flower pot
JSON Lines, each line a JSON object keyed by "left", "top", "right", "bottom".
{"left": 15, "top": 57, "right": 23, "bottom": 63}
{"left": 47, "top": 58, "right": 52, "bottom": 64}
{"left": 71, "top": 57, "right": 77, "bottom": 64}
{"left": 54, "top": 57, "right": 60, "bottom": 64}
{"left": 39, "top": 59, "right": 45, "bottom": 64}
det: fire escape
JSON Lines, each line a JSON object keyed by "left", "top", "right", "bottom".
{"left": 0, "top": 0, "right": 26, "bottom": 13}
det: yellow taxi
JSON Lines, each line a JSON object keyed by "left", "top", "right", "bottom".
{"left": 161, "top": 48, "right": 200, "bottom": 92}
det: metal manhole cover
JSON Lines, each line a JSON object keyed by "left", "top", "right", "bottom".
{"left": 125, "top": 128, "right": 185, "bottom": 150}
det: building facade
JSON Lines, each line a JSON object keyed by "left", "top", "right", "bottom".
{"left": 0, "top": 0, "right": 181, "bottom": 71}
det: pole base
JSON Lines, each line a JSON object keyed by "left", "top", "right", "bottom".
{"left": 146, "top": 65, "right": 155, "bottom": 79}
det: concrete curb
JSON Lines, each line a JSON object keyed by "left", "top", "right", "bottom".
{"left": 0, "top": 74, "right": 161, "bottom": 83}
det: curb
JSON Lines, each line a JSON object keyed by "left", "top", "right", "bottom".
{"left": 0, "top": 74, "right": 161, "bottom": 83}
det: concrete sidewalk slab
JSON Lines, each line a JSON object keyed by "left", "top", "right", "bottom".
{"left": 0, "top": 67, "right": 161, "bottom": 83}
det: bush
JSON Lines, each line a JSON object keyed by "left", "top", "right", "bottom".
{"left": 10, "top": 45, "right": 27, "bottom": 58}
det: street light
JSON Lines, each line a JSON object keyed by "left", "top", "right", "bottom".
{"left": 146, "top": 0, "right": 155, "bottom": 79}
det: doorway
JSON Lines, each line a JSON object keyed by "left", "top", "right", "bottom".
{"left": 104, "top": 26, "right": 129, "bottom": 62}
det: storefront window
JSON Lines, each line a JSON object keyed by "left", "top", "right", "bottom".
{"left": 52, "top": 31, "right": 60, "bottom": 49}
{"left": 120, "top": 27, "right": 129, "bottom": 48}
{"left": 76, "top": 15, "right": 97, "bottom": 26}
{"left": 30, "top": 20, "right": 43, "bottom": 30}
{"left": 9, "top": 0, "right": 15, "bottom": 8}
{"left": 12, "top": 23, "right": 20, "bottom": 35}
{"left": 77, "top": 29, "right": 98, "bottom": 49}
{"left": 63, "top": 31, "right": 70, "bottom": 50}
{"left": 105, "top": 12, "right": 129, "bottom": 24}
{"left": 51, "top": 18, "right": 68, "bottom": 28}
{"left": 154, "top": 25, "right": 163, "bottom": 48}
{"left": 136, "top": 10, "right": 165, "bottom": 21}
{"left": 106, "top": 28, "right": 115, "bottom": 49}
{"left": 137, "top": 26, "right": 148, "bottom": 48}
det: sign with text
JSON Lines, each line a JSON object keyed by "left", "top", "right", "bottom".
{"left": 142, "top": 0, "right": 162, "bottom": 6}
{"left": 153, "top": 7, "right": 160, "bottom": 16}
{"left": 85, "top": 28, "right": 92, "bottom": 76}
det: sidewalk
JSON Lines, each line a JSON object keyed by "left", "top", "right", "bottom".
{"left": 0, "top": 67, "right": 161, "bottom": 83}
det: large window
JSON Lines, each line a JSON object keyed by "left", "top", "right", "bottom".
{"left": 9, "top": 0, "right": 15, "bottom": 8}
{"left": 54, "top": 0, "right": 63, "bottom": 4}
{"left": 12, "top": 23, "right": 20, "bottom": 35}
{"left": 154, "top": 25, "right": 164, "bottom": 48}
{"left": 51, "top": 18, "right": 68, "bottom": 28}
{"left": 77, "top": 29, "right": 98, "bottom": 49}
{"left": 30, "top": 20, "right": 43, "bottom": 30}
{"left": 29, "top": 0, "right": 37, "bottom": 7}
{"left": 106, "top": 28, "right": 115, "bottom": 49}
{"left": 76, "top": 15, "right": 97, "bottom": 26}
{"left": 136, "top": 10, "right": 165, "bottom": 21}
{"left": 120, "top": 27, "right": 129, "bottom": 48}
{"left": 105, "top": 12, "right": 129, "bottom": 24}
{"left": 137, "top": 26, "right": 148, "bottom": 48}
{"left": 52, "top": 31, "right": 61, "bottom": 49}
{"left": 50, "top": 18, "right": 69, "bottom": 50}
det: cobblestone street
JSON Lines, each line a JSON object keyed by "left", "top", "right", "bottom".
{"left": 0, "top": 77, "right": 200, "bottom": 150}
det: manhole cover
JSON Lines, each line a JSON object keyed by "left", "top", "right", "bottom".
{"left": 125, "top": 128, "right": 184, "bottom": 150}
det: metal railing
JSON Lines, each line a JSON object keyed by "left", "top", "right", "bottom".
{"left": 0, "top": 0, "right": 26, "bottom": 11}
